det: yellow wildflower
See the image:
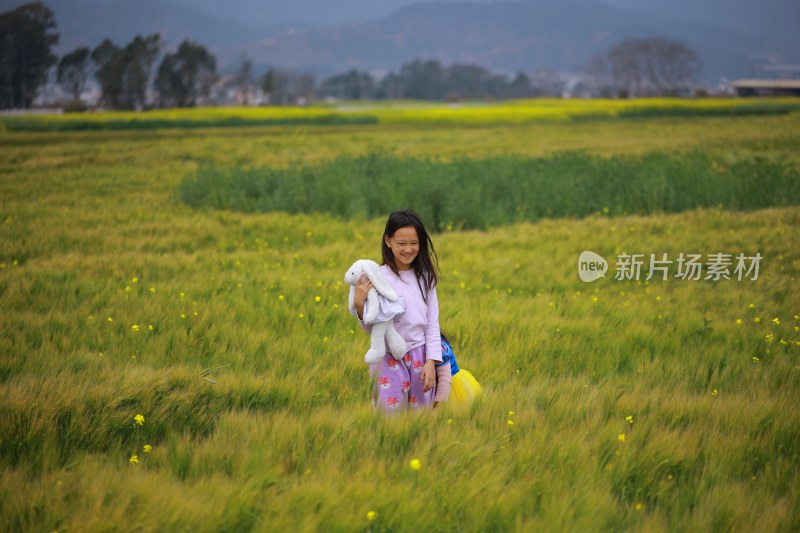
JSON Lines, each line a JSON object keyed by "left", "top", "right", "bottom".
{"left": 367, "top": 511, "right": 377, "bottom": 522}
{"left": 625, "top": 415, "right": 634, "bottom": 425}
{"left": 315, "top": 296, "right": 321, "bottom": 303}
{"left": 618, "top": 434, "right": 626, "bottom": 442}
{"left": 134, "top": 414, "right": 145, "bottom": 426}
{"left": 409, "top": 458, "right": 421, "bottom": 471}
{"left": 143, "top": 444, "right": 152, "bottom": 453}
{"left": 772, "top": 317, "right": 780, "bottom": 326}
{"left": 131, "top": 324, "right": 140, "bottom": 332}
{"left": 129, "top": 455, "right": 139, "bottom": 465}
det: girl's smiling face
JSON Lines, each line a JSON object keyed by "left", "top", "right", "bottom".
{"left": 384, "top": 226, "right": 419, "bottom": 271}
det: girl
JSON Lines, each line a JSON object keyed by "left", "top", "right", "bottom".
{"left": 352, "top": 210, "right": 442, "bottom": 411}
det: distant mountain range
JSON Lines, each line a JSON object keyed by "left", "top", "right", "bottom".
{"left": 1, "top": 0, "right": 797, "bottom": 81}
{"left": 234, "top": 0, "right": 771, "bottom": 80}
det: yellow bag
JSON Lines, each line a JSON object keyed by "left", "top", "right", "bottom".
{"left": 449, "top": 368, "right": 482, "bottom": 410}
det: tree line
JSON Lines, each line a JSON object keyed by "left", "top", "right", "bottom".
{"left": 0, "top": 1, "right": 701, "bottom": 110}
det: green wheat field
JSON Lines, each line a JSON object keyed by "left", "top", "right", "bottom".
{"left": 1, "top": 100, "right": 799, "bottom": 532}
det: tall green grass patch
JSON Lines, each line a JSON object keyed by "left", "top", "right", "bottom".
{"left": 179, "top": 151, "right": 800, "bottom": 231}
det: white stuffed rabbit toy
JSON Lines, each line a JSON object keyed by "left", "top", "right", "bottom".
{"left": 344, "top": 259, "right": 407, "bottom": 364}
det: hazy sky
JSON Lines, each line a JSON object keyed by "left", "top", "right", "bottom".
{"left": 3, "top": 0, "right": 797, "bottom": 38}
{"left": 77, "top": 0, "right": 799, "bottom": 34}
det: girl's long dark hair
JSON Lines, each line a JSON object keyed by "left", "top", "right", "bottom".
{"left": 381, "top": 210, "right": 439, "bottom": 302}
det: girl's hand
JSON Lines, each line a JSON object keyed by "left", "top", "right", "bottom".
{"left": 354, "top": 273, "right": 372, "bottom": 319}
{"left": 421, "top": 359, "right": 436, "bottom": 392}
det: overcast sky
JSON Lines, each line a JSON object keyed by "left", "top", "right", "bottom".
{"left": 58, "top": 0, "right": 800, "bottom": 34}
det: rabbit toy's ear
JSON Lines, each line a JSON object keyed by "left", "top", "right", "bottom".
{"left": 362, "top": 260, "right": 399, "bottom": 301}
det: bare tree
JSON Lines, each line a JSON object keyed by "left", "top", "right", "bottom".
{"left": 581, "top": 55, "right": 614, "bottom": 97}
{"left": 606, "top": 37, "right": 698, "bottom": 97}
{"left": 643, "top": 38, "right": 699, "bottom": 95}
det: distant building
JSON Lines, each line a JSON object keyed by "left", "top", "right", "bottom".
{"left": 731, "top": 79, "right": 800, "bottom": 97}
